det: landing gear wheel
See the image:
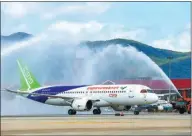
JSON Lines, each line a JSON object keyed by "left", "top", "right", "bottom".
{"left": 72, "top": 110, "right": 77, "bottom": 115}
{"left": 97, "top": 109, "right": 101, "bottom": 114}
{"left": 68, "top": 109, "right": 76, "bottom": 115}
{"left": 179, "top": 108, "right": 185, "bottom": 114}
{"left": 134, "top": 111, "right": 139, "bottom": 115}
{"left": 93, "top": 109, "right": 101, "bottom": 115}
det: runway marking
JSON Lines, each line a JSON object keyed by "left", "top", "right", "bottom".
{"left": 1, "top": 126, "right": 190, "bottom": 134}
{"left": 41, "top": 121, "right": 133, "bottom": 124}
{"left": 1, "top": 114, "right": 190, "bottom": 136}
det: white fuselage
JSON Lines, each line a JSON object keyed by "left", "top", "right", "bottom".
{"left": 38, "top": 84, "right": 159, "bottom": 108}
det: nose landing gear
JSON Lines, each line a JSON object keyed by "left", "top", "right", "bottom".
{"left": 134, "top": 110, "right": 140, "bottom": 115}
{"left": 134, "top": 107, "right": 140, "bottom": 115}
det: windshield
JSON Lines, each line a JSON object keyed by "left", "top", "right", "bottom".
{"left": 140, "top": 89, "right": 154, "bottom": 93}
{"left": 147, "top": 89, "right": 154, "bottom": 93}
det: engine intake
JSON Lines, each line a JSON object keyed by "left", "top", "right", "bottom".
{"left": 124, "top": 105, "right": 131, "bottom": 111}
{"left": 72, "top": 98, "right": 93, "bottom": 111}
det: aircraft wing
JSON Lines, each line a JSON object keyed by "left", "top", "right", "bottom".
{"left": 3, "top": 88, "right": 100, "bottom": 102}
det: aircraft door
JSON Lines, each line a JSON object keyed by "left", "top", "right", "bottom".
{"left": 140, "top": 89, "right": 147, "bottom": 102}
{"left": 128, "top": 89, "right": 134, "bottom": 98}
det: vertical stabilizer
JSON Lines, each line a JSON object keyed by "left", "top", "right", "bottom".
{"left": 17, "top": 59, "right": 41, "bottom": 91}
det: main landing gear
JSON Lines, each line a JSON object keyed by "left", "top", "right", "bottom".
{"left": 93, "top": 108, "right": 101, "bottom": 115}
{"left": 68, "top": 109, "right": 76, "bottom": 115}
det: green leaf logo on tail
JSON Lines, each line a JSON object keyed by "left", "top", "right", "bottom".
{"left": 17, "top": 59, "right": 41, "bottom": 91}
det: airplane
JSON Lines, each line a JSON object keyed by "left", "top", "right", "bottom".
{"left": 2, "top": 59, "right": 159, "bottom": 115}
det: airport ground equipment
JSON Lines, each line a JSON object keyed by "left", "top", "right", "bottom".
{"left": 171, "top": 99, "right": 191, "bottom": 114}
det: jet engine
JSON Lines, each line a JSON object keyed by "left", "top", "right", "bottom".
{"left": 111, "top": 105, "right": 132, "bottom": 111}
{"left": 71, "top": 98, "right": 93, "bottom": 111}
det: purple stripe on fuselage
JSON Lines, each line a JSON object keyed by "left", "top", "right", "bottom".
{"left": 27, "top": 85, "right": 87, "bottom": 103}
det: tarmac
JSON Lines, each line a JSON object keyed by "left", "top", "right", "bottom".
{"left": 1, "top": 113, "right": 191, "bottom": 135}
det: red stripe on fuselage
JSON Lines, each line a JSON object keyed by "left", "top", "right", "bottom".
{"left": 87, "top": 86, "right": 119, "bottom": 90}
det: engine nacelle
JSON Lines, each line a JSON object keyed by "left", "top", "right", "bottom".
{"left": 111, "top": 105, "right": 132, "bottom": 111}
{"left": 71, "top": 98, "right": 93, "bottom": 111}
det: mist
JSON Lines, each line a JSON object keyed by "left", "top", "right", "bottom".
{"left": 1, "top": 32, "right": 178, "bottom": 115}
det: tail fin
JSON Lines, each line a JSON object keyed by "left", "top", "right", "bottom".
{"left": 17, "top": 59, "right": 41, "bottom": 91}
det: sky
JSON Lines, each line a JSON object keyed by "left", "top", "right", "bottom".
{"left": 1, "top": 2, "right": 191, "bottom": 52}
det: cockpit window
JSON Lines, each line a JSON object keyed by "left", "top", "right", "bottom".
{"left": 140, "top": 89, "right": 154, "bottom": 93}
{"left": 140, "top": 89, "right": 147, "bottom": 93}
{"left": 147, "top": 89, "right": 154, "bottom": 93}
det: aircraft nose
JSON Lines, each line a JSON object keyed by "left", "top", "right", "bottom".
{"left": 147, "top": 93, "right": 158, "bottom": 103}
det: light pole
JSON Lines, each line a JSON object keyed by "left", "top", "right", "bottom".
{"left": 167, "top": 56, "right": 173, "bottom": 102}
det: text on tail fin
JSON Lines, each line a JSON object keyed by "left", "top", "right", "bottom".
{"left": 17, "top": 59, "right": 41, "bottom": 91}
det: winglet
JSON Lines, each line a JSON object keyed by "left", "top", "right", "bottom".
{"left": 17, "top": 59, "right": 41, "bottom": 91}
